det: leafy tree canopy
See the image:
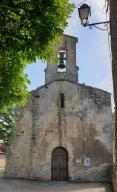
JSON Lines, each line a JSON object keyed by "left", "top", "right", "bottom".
{"left": 0, "top": 0, "right": 74, "bottom": 111}
{"left": 0, "top": 106, "right": 16, "bottom": 145}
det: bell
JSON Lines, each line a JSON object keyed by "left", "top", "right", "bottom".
{"left": 58, "top": 59, "right": 66, "bottom": 69}
{"left": 59, "top": 51, "right": 65, "bottom": 59}
{"left": 58, "top": 50, "right": 66, "bottom": 69}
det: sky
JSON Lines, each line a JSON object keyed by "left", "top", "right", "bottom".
{"left": 25, "top": 0, "right": 114, "bottom": 110}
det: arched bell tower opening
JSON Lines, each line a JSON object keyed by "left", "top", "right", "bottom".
{"left": 57, "top": 49, "right": 66, "bottom": 73}
{"left": 51, "top": 147, "right": 68, "bottom": 181}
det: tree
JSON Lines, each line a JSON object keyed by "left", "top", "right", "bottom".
{"left": 110, "top": 0, "right": 117, "bottom": 189}
{"left": 0, "top": 106, "right": 16, "bottom": 145}
{"left": 0, "top": 0, "right": 74, "bottom": 111}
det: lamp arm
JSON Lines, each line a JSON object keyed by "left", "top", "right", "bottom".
{"left": 86, "top": 21, "right": 110, "bottom": 27}
{"left": 93, "top": 25, "right": 109, "bottom": 31}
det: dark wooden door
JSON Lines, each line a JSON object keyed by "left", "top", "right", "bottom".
{"left": 51, "top": 147, "right": 68, "bottom": 181}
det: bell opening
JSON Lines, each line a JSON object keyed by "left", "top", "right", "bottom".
{"left": 57, "top": 50, "right": 66, "bottom": 71}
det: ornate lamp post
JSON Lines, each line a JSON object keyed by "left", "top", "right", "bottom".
{"left": 78, "top": 4, "right": 110, "bottom": 29}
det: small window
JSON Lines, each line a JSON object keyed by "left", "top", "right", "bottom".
{"left": 60, "top": 93, "right": 65, "bottom": 108}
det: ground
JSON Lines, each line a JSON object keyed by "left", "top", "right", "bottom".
{"left": 0, "top": 155, "right": 112, "bottom": 192}
{"left": 0, "top": 179, "right": 113, "bottom": 192}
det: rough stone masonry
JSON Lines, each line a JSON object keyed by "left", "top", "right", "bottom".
{"left": 5, "top": 34, "right": 113, "bottom": 182}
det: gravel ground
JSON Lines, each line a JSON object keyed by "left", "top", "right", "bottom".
{"left": 0, "top": 178, "right": 112, "bottom": 192}
{"left": 0, "top": 155, "right": 112, "bottom": 192}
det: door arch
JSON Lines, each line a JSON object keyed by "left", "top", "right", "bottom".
{"left": 51, "top": 147, "right": 68, "bottom": 181}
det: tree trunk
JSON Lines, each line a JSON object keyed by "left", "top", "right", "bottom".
{"left": 110, "top": 0, "right": 117, "bottom": 190}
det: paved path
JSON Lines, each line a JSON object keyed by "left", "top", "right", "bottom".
{"left": 0, "top": 178, "right": 112, "bottom": 192}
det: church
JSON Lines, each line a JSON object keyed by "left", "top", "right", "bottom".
{"left": 5, "top": 34, "right": 113, "bottom": 182}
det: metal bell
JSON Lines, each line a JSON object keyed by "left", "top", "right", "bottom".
{"left": 58, "top": 59, "right": 66, "bottom": 69}
{"left": 58, "top": 50, "right": 66, "bottom": 69}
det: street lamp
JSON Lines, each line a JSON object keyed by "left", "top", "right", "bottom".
{"left": 78, "top": 4, "right": 91, "bottom": 27}
{"left": 78, "top": 3, "right": 110, "bottom": 29}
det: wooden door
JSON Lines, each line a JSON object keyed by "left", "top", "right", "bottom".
{"left": 51, "top": 147, "right": 68, "bottom": 181}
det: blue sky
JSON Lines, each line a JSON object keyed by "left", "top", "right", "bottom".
{"left": 25, "top": 0, "right": 114, "bottom": 110}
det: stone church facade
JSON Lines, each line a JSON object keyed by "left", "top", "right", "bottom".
{"left": 5, "top": 34, "right": 113, "bottom": 182}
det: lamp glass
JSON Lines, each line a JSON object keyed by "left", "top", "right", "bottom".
{"left": 78, "top": 4, "right": 91, "bottom": 26}
{"left": 81, "top": 19, "right": 89, "bottom": 26}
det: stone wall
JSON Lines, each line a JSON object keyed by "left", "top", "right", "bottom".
{"left": 5, "top": 80, "right": 113, "bottom": 182}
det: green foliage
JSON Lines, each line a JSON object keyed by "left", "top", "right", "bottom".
{"left": 0, "top": 106, "right": 16, "bottom": 145}
{"left": 0, "top": 0, "right": 74, "bottom": 111}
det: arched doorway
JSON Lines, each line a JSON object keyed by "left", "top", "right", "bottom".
{"left": 51, "top": 147, "right": 68, "bottom": 181}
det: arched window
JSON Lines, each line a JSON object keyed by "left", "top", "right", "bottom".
{"left": 60, "top": 93, "right": 65, "bottom": 108}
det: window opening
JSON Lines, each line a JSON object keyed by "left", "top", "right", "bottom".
{"left": 60, "top": 94, "right": 65, "bottom": 108}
